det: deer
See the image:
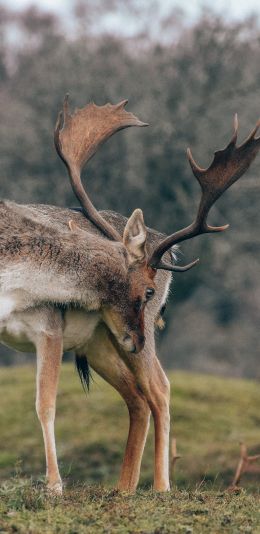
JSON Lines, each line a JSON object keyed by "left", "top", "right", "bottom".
{"left": 0, "top": 96, "right": 259, "bottom": 496}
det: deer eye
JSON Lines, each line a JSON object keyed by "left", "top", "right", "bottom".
{"left": 146, "top": 287, "right": 155, "bottom": 301}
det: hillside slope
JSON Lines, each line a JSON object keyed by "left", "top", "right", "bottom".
{"left": 0, "top": 364, "right": 259, "bottom": 489}
{"left": 0, "top": 364, "right": 259, "bottom": 533}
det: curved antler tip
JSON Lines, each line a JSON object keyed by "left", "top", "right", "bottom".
{"left": 187, "top": 258, "right": 200, "bottom": 269}
{"left": 115, "top": 99, "right": 128, "bottom": 110}
{"left": 207, "top": 223, "right": 230, "bottom": 233}
{"left": 154, "top": 257, "right": 200, "bottom": 272}
{"left": 138, "top": 121, "right": 149, "bottom": 127}
{"left": 186, "top": 147, "right": 204, "bottom": 175}
{"left": 230, "top": 114, "right": 239, "bottom": 145}
{"left": 63, "top": 93, "right": 70, "bottom": 120}
{"left": 221, "top": 223, "right": 230, "bottom": 231}
{"left": 186, "top": 147, "right": 193, "bottom": 164}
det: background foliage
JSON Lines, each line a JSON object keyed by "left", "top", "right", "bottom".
{"left": 0, "top": 3, "right": 260, "bottom": 377}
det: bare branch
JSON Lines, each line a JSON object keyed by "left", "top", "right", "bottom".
{"left": 228, "top": 442, "right": 260, "bottom": 491}
{"left": 170, "top": 437, "right": 181, "bottom": 483}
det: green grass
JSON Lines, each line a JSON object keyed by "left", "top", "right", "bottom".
{"left": 0, "top": 483, "right": 259, "bottom": 534}
{"left": 0, "top": 364, "right": 259, "bottom": 533}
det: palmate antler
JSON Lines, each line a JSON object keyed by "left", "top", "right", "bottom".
{"left": 149, "top": 115, "right": 260, "bottom": 271}
{"left": 54, "top": 95, "right": 148, "bottom": 241}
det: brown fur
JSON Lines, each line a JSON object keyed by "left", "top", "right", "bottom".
{"left": 0, "top": 201, "right": 172, "bottom": 493}
{"left": 0, "top": 201, "right": 165, "bottom": 350}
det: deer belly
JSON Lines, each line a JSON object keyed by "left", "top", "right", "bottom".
{"left": 0, "top": 297, "right": 62, "bottom": 353}
{"left": 0, "top": 300, "right": 101, "bottom": 354}
{"left": 62, "top": 309, "right": 101, "bottom": 352}
{"left": 0, "top": 317, "right": 36, "bottom": 352}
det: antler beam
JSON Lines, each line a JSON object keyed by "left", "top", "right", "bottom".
{"left": 54, "top": 95, "right": 148, "bottom": 241}
{"left": 149, "top": 115, "right": 260, "bottom": 270}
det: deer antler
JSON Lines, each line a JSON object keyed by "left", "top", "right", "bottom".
{"left": 54, "top": 94, "right": 148, "bottom": 241}
{"left": 149, "top": 115, "right": 260, "bottom": 271}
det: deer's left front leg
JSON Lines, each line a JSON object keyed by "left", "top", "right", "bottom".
{"left": 147, "top": 357, "right": 171, "bottom": 491}
{"left": 35, "top": 332, "right": 63, "bottom": 495}
{"left": 128, "top": 349, "right": 171, "bottom": 492}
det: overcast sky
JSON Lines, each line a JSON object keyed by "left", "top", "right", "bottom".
{"left": 2, "top": 0, "right": 260, "bottom": 21}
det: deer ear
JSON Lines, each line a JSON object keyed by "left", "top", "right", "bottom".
{"left": 123, "top": 209, "right": 147, "bottom": 264}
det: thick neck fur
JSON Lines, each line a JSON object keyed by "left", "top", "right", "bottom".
{"left": 0, "top": 201, "right": 128, "bottom": 310}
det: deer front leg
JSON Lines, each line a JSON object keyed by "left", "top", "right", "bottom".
{"left": 117, "top": 391, "right": 150, "bottom": 492}
{"left": 91, "top": 325, "right": 170, "bottom": 492}
{"left": 35, "top": 332, "right": 63, "bottom": 495}
{"left": 128, "top": 350, "right": 171, "bottom": 492}
{"left": 85, "top": 323, "right": 151, "bottom": 493}
{"left": 148, "top": 359, "right": 170, "bottom": 491}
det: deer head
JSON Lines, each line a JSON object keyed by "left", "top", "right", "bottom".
{"left": 54, "top": 96, "right": 155, "bottom": 353}
{"left": 55, "top": 96, "right": 260, "bottom": 353}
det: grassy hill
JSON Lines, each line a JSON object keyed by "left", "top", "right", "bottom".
{"left": 0, "top": 364, "right": 259, "bottom": 533}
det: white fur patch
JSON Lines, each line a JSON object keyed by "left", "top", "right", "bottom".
{"left": 63, "top": 310, "right": 100, "bottom": 351}
{"left": 160, "top": 276, "right": 171, "bottom": 309}
{"left": 0, "top": 295, "right": 15, "bottom": 320}
{"left": 170, "top": 245, "right": 178, "bottom": 263}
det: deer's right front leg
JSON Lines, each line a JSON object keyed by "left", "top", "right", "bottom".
{"left": 36, "top": 332, "right": 63, "bottom": 495}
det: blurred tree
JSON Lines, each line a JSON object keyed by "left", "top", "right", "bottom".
{"left": 0, "top": 5, "right": 259, "bottom": 377}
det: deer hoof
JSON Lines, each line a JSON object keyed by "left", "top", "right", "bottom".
{"left": 47, "top": 481, "right": 63, "bottom": 496}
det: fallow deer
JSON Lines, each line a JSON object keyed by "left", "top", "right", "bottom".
{"left": 0, "top": 96, "right": 259, "bottom": 495}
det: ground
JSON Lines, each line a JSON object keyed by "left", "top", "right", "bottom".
{"left": 0, "top": 364, "right": 259, "bottom": 533}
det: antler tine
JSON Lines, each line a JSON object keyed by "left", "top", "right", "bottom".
{"left": 156, "top": 258, "right": 200, "bottom": 272}
{"left": 54, "top": 94, "right": 148, "bottom": 241}
{"left": 149, "top": 115, "right": 260, "bottom": 270}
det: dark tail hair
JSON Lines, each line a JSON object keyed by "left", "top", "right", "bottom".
{"left": 75, "top": 354, "right": 92, "bottom": 393}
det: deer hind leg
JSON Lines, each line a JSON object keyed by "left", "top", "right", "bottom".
{"left": 35, "top": 330, "right": 63, "bottom": 495}
{"left": 82, "top": 323, "right": 151, "bottom": 493}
